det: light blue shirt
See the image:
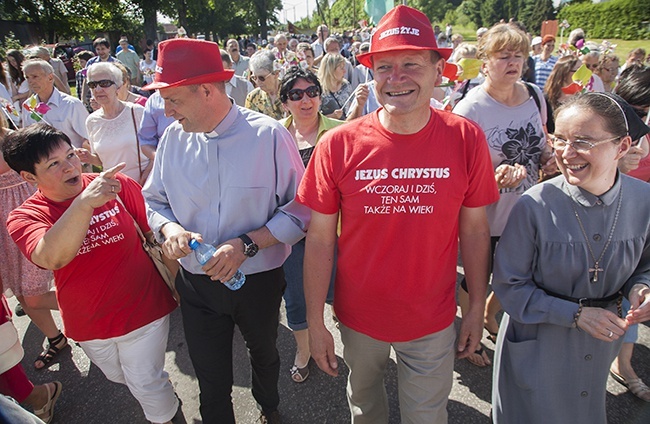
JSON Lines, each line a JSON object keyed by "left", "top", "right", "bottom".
{"left": 142, "top": 103, "right": 310, "bottom": 275}
{"left": 21, "top": 88, "right": 89, "bottom": 148}
{"left": 138, "top": 91, "right": 175, "bottom": 147}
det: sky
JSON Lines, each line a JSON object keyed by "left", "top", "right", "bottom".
{"left": 276, "top": 0, "right": 316, "bottom": 24}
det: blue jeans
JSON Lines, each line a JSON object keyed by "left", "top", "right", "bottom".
{"left": 283, "top": 238, "right": 335, "bottom": 331}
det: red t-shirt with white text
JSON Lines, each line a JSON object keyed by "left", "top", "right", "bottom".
{"left": 7, "top": 174, "right": 177, "bottom": 341}
{"left": 297, "top": 108, "right": 499, "bottom": 342}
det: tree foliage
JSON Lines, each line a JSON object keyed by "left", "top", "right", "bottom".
{"left": 459, "top": 0, "right": 554, "bottom": 34}
{"left": 329, "top": 0, "right": 368, "bottom": 29}
{"left": 412, "top": 0, "right": 461, "bottom": 24}
{"left": 557, "top": 0, "right": 650, "bottom": 40}
{"left": 1, "top": 0, "right": 284, "bottom": 45}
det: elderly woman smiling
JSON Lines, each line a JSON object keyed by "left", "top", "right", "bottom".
{"left": 77, "top": 63, "right": 150, "bottom": 185}
{"left": 491, "top": 92, "right": 650, "bottom": 423}
{"left": 3, "top": 125, "right": 179, "bottom": 424}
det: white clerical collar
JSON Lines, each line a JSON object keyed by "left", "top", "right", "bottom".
{"left": 204, "top": 99, "right": 237, "bottom": 138}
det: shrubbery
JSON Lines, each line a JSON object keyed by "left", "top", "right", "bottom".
{"left": 558, "top": 0, "right": 650, "bottom": 40}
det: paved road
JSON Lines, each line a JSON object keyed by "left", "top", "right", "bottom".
{"left": 8, "top": 278, "right": 650, "bottom": 424}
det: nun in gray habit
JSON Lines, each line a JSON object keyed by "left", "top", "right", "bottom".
{"left": 491, "top": 92, "right": 650, "bottom": 424}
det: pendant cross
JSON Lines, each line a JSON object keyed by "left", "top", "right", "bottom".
{"left": 590, "top": 263, "right": 604, "bottom": 282}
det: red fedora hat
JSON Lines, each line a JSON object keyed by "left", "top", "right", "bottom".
{"left": 142, "top": 38, "right": 234, "bottom": 90}
{"left": 356, "top": 5, "right": 452, "bottom": 68}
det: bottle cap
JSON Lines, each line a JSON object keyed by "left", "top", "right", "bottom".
{"left": 188, "top": 239, "right": 199, "bottom": 250}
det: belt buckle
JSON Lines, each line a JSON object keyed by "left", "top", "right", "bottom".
{"left": 578, "top": 297, "right": 589, "bottom": 307}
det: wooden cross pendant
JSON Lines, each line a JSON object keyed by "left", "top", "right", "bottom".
{"left": 590, "top": 263, "right": 604, "bottom": 282}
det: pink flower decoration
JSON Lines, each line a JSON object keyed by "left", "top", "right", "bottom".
{"left": 35, "top": 102, "right": 50, "bottom": 115}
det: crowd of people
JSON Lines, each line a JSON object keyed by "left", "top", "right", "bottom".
{"left": 1, "top": 5, "right": 650, "bottom": 424}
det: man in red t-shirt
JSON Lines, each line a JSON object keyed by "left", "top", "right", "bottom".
{"left": 296, "top": 6, "right": 499, "bottom": 423}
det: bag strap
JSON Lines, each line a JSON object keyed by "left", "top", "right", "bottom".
{"left": 450, "top": 80, "right": 472, "bottom": 111}
{"left": 524, "top": 82, "right": 542, "bottom": 114}
{"left": 130, "top": 106, "right": 143, "bottom": 180}
{"left": 115, "top": 195, "right": 147, "bottom": 244}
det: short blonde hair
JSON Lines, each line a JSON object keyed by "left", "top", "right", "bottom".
{"left": 477, "top": 23, "right": 530, "bottom": 61}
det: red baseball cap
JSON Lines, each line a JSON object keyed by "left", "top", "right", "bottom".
{"left": 142, "top": 38, "right": 234, "bottom": 90}
{"left": 356, "top": 5, "right": 452, "bottom": 68}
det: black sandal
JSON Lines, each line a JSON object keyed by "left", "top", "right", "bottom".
{"left": 35, "top": 332, "right": 69, "bottom": 370}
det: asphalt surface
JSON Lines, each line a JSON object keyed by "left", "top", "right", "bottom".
{"left": 8, "top": 271, "right": 650, "bottom": 424}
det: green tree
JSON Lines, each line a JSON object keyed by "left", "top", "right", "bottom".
{"left": 459, "top": 0, "right": 484, "bottom": 28}
{"left": 519, "top": 0, "right": 554, "bottom": 35}
{"left": 329, "top": 0, "right": 368, "bottom": 29}
{"left": 481, "top": 0, "right": 505, "bottom": 27}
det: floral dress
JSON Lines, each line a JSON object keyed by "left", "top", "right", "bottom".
{"left": 245, "top": 87, "right": 284, "bottom": 120}
{"left": 0, "top": 170, "right": 53, "bottom": 297}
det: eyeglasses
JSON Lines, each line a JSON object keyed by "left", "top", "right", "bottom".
{"left": 252, "top": 73, "right": 274, "bottom": 83}
{"left": 585, "top": 63, "right": 598, "bottom": 70}
{"left": 87, "top": 79, "right": 116, "bottom": 89}
{"left": 549, "top": 135, "right": 621, "bottom": 152}
{"left": 287, "top": 86, "right": 321, "bottom": 101}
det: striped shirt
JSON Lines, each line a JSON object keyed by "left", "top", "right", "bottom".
{"left": 533, "top": 55, "right": 558, "bottom": 89}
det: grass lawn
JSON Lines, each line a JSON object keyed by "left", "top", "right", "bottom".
{"left": 586, "top": 38, "right": 650, "bottom": 63}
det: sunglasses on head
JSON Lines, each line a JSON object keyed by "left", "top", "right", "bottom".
{"left": 287, "top": 85, "right": 321, "bottom": 101}
{"left": 87, "top": 79, "right": 116, "bottom": 89}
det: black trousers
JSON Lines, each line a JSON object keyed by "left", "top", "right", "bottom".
{"left": 176, "top": 266, "right": 285, "bottom": 424}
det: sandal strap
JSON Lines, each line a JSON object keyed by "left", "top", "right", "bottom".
{"left": 47, "top": 332, "right": 66, "bottom": 345}
{"left": 290, "top": 364, "right": 309, "bottom": 383}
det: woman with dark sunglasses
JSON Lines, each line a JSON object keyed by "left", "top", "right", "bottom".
{"left": 278, "top": 67, "right": 343, "bottom": 383}
{"left": 77, "top": 63, "right": 150, "bottom": 185}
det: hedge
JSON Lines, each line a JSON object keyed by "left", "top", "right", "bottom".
{"left": 557, "top": 0, "right": 650, "bottom": 40}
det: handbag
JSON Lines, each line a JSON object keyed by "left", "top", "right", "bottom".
{"left": 0, "top": 297, "right": 24, "bottom": 374}
{"left": 116, "top": 197, "right": 180, "bottom": 304}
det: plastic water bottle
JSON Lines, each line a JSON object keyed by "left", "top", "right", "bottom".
{"left": 188, "top": 239, "right": 246, "bottom": 290}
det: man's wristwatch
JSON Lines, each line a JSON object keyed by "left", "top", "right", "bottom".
{"left": 238, "top": 234, "right": 259, "bottom": 257}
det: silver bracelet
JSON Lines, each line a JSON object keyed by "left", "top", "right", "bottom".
{"left": 573, "top": 304, "right": 583, "bottom": 330}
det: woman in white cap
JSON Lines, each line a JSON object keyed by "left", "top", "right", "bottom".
{"left": 492, "top": 92, "right": 650, "bottom": 423}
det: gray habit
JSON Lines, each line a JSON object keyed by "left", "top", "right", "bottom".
{"left": 492, "top": 173, "right": 650, "bottom": 424}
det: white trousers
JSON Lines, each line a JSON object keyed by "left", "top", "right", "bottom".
{"left": 79, "top": 315, "right": 178, "bottom": 423}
